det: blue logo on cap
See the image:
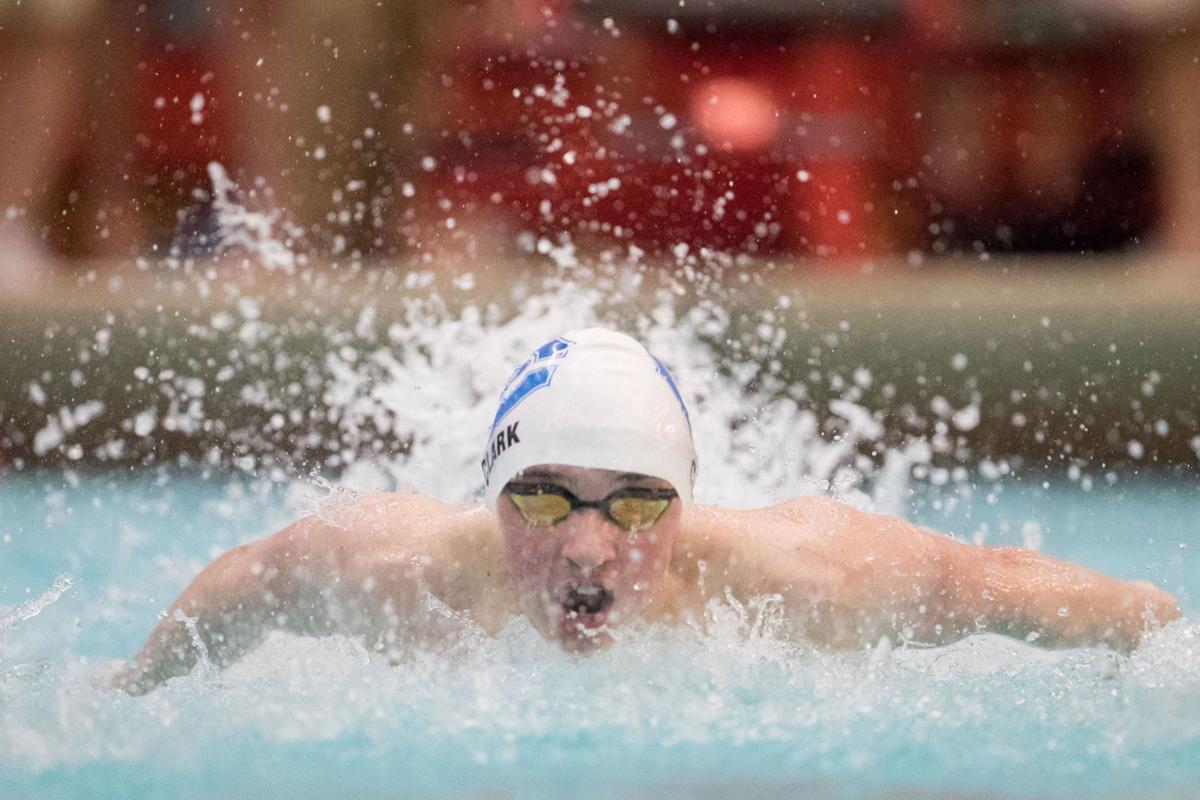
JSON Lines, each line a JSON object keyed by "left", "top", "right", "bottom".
{"left": 653, "top": 355, "right": 692, "bottom": 433}
{"left": 491, "top": 336, "right": 574, "bottom": 428}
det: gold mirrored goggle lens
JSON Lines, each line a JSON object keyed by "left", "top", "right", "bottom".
{"left": 508, "top": 486, "right": 675, "bottom": 531}
{"left": 509, "top": 492, "right": 573, "bottom": 526}
{"left": 608, "top": 497, "right": 670, "bottom": 531}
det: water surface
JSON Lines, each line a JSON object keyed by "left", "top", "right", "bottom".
{"left": 1, "top": 470, "right": 1196, "bottom": 800}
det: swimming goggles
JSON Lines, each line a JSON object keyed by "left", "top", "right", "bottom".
{"left": 504, "top": 483, "right": 677, "bottom": 531}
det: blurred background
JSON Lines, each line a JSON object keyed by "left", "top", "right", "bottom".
{"left": 2, "top": 0, "right": 1198, "bottom": 280}
{"left": 1, "top": 0, "right": 1199, "bottom": 472}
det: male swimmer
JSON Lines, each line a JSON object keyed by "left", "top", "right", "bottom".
{"left": 113, "top": 328, "right": 1180, "bottom": 694}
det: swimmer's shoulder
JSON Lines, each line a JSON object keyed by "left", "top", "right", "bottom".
{"left": 337, "top": 492, "right": 497, "bottom": 544}
{"left": 675, "top": 496, "right": 870, "bottom": 579}
{"left": 681, "top": 495, "right": 858, "bottom": 545}
{"left": 288, "top": 492, "right": 499, "bottom": 572}
{"left": 673, "top": 497, "right": 880, "bottom": 606}
{"left": 328, "top": 493, "right": 511, "bottom": 625}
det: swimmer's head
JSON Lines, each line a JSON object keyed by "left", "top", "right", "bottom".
{"left": 482, "top": 328, "right": 697, "bottom": 650}
{"left": 482, "top": 328, "right": 696, "bottom": 506}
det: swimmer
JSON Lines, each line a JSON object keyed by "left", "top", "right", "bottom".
{"left": 111, "top": 329, "right": 1181, "bottom": 694}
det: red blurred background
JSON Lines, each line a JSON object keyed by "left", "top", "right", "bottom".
{"left": 1, "top": 0, "right": 1197, "bottom": 288}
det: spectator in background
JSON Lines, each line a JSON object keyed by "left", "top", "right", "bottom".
{"left": 1132, "top": 0, "right": 1200, "bottom": 253}
{"left": 207, "top": 0, "right": 433, "bottom": 260}
{"left": 0, "top": 0, "right": 434, "bottom": 287}
{"left": 0, "top": 0, "right": 97, "bottom": 295}
{"left": 0, "top": 0, "right": 140, "bottom": 296}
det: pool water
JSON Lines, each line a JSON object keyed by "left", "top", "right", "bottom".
{"left": 1, "top": 470, "right": 1196, "bottom": 800}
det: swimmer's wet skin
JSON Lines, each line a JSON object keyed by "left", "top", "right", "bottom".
{"left": 110, "top": 329, "right": 1181, "bottom": 694}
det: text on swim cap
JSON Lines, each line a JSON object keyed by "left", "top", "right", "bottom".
{"left": 481, "top": 422, "right": 521, "bottom": 485}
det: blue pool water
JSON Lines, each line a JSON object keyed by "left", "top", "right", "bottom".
{"left": 1, "top": 470, "right": 1197, "bottom": 800}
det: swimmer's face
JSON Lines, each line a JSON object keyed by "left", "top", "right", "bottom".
{"left": 497, "top": 464, "right": 683, "bottom": 652}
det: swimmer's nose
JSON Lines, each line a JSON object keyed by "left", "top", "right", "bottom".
{"left": 560, "top": 511, "right": 618, "bottom": 576}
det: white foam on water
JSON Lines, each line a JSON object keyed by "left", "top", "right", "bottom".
{"left": 2, "top": 591, "right": 1196, "bottom": 789}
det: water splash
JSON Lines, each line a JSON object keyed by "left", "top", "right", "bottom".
{"left": 171, "top": 608, "right": 215, "bottom": 680}
{"left": 206, "top": 162, "right": 301, "bottom": 274}
{"left": 1, "top": 593, "right": 1196, "bottom": 794}
{"left": 0, "top": 575, "right": 74, "bottom": 642}
{"left": 12, "top": 162, "right": 973, "bottom": 514}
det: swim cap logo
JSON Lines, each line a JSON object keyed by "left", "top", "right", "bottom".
{"left": 490, "top": 336, "right": 574, "bottom": 428}
{"left": 652, "top": 356, "right": 692, "bottom": 433}
{"left": 482, "top": 336, "right": 575, "bottom": 485}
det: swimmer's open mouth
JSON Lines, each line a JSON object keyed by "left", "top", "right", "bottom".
{"left": 562, "top": 586, "right": 614, "bottom": 616}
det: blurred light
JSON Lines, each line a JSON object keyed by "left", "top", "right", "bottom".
{"left": 692, "top": 78, "right": 779, "bottom": 152}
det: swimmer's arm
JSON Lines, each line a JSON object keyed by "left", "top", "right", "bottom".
{"left": 750, "top": 499, "right": 1178, "bottom": 652}
{"left": 827, "top": 508, "right": 1181, "bottom": 651}
{"left": 112, "top": 514, "right": 347, "bottom": 695}
{"left": 941, "top": 541, "right": 1180, "bottom": 652}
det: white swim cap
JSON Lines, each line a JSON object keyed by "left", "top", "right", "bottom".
{"left": 482, "top": 328, "right": 697, "bottom": 509}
